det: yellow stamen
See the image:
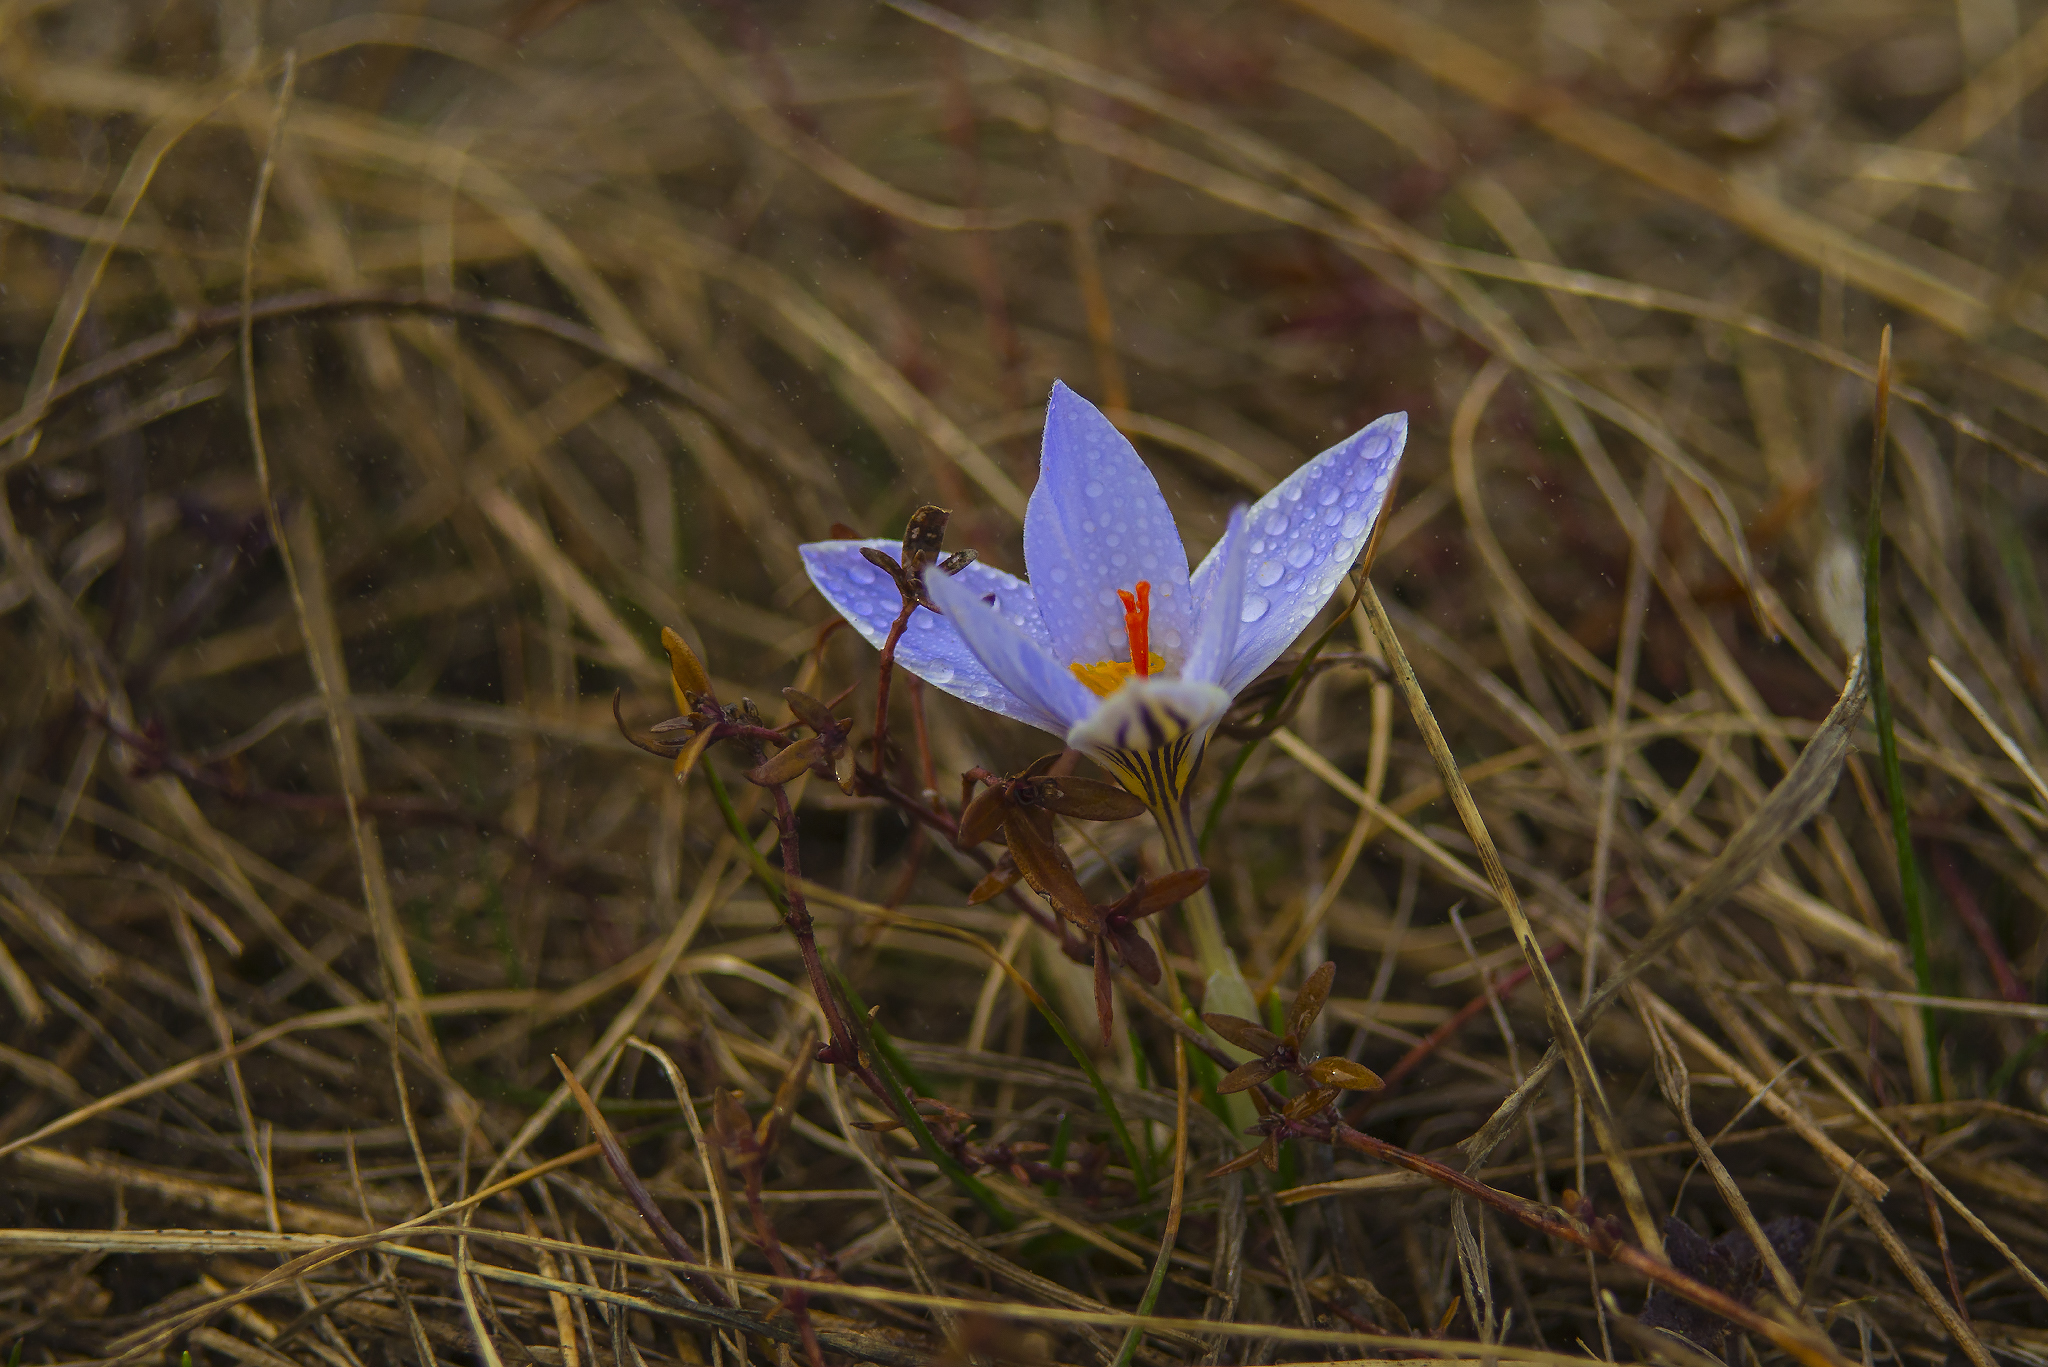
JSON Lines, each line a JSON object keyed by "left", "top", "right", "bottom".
{"left": 1069, "top": 654, "right": 1167, "bottom": 698}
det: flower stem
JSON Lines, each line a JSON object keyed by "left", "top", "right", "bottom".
{"left": 1150, "top": 792, "right": 1236, "bottom": 994}
{"left": 1150, "top": 791, "right": 1259, "bottom": 1135}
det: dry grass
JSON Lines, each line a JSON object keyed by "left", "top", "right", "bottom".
{"left": 3, "top": 1, "right": 2048, "bottom": 1365}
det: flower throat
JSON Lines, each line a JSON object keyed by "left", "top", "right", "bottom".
{"left": 1069, "top": 580, "right": 1166, "bottom": 698}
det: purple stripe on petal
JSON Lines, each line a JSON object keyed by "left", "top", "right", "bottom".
{"left": 799, "top": 540, "right": 1051, "bottom": 731}
{"left": 1183, "top": 505, "right": 1248, "bottom": 688}
{"left": 923, "top": 558, "right": 1100, "bottom": 738}
{"left": 1193, "top": 412, "right": 1406, "bottom": 696}
{"left": 1024, "top": 382, "right": 1194, "bottom": 672}
{"left": 1067, "top": 676, "right": 1230, "bottom": 760}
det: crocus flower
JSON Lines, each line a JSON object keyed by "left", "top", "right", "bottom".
{"left": 800, "top": 382, "right": 1405, "bottom": 1005}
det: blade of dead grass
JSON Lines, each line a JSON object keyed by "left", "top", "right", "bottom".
{"left": 1862, "top": 328, "right": 1938, "bottom": 1084}
{"left": 241, "top": 57, "right": 437, "bottom": 1073}
{"left": 1464, "top": 651, "right": 1872, "bottom": 1165}
{"left": 1930, "top": 654, "right": 2048, "bottom": 816}
{"left": 1357, "top": 578, "right": 1665, "bottom": 1258}
{"left": 1282, "top": 0, "right": 1994, "bottom": 337}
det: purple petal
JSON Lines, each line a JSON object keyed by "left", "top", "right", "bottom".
{"left": 922, "top": 559, "right": 1099, "bottom": 738}
{"left": 1192, "top": 412, "right": 1406, "bottom": 696}
{"left": 799, "top": 540, "right": 1055, "bottom": 731}
{"left": 1183, "top": 505, "right": 1247, "bottom": 688}
{"left": 1024, "top": 382, "right": 1194, "bottom": 673}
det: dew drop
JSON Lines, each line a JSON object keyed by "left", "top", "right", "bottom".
{"left": 1255, "top": 560, "right": 1282, "bottom": 588}
{"left": 1286, "top": 541, "right": 1315, "bottom": 569}
{"left": 849, "top": 564, "right": 877, "bottom": 585}
{"left": 1240, "top": 594, "right": 1270, "bottom": 624}
{"left": 1112, "top": 552, "right": 1128, "bottom": 568}
{"left": 1263, "top": 511, "right": 1288, "bottom": 536}
{"left": 1161, "top": 627, "right": 1183, "bottom": 649}
{"left": 1320, "top": 485, "right": 1341, "bottom": 506}
{"left": 1085, "top": 480, "right": 1105, "bottom": 497}
{"left": 1285, "top": 484, "right": 1303, "bottom": 502}
{"left": 1250, "top": 539, "right": 1267, "bottom": 556}
{"left": 1105, "top": 533, "right": 1121, "bottom": 547}
{"left": 1323, "top": 506, "right": 1344, "bottom": 527}
{"left": 1341, "top": 509, "right": 1370, "bottom": 537}
{"left": 926, "top": 663, "right": 954, "bottom": 684}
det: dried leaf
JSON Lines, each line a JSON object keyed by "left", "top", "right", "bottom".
{"left": 1002, "top": 809, "right": 1093, "bottom": 921}
{"left": 746, "top": 735, "right": 826, "bottom": 786}
{"left": 1108, "top": 923, "right": 1161, "bottom": 985}
{"left": 1093, "top": 940, "right": 1115, "bottom": 1047}
{"left": 1309, "top": 1057, "right": 1385, "bottom": 1091}
{"left": 1283, "top": 1086, "right": 1341, "bottom": 1120}
{"left": 711, "top": 1088, "right": 756, "bottom": 1156}
{"left": 957, "top": 784, "right": 1011, "bottom": 848}
{"left": 1035, "top": 777, "right": 1148, "bottom": 822}
{"left": 781, "top": 687, "right": 837, "bottom": 734}
{"left": 1130, "top": 867, "right": 1211, "bottom": 918}
{"left": 1202, "top": 1012, "right": 1281, "bottom": 1055}
{"left": 1216, "top": 1056, "right": 1282, "bottom": 1094}
{"left": 967, "top": 856, "right": 1021, "bottom": 905}
{"left": 660, "top": 626, "right": 710, "bottom": 708}
{"left": 1211, "top": 1143, "right": 1273, "bottom": 1177}
{"left": 1287, "top": 961, "right": 1336, "bottom": 1043}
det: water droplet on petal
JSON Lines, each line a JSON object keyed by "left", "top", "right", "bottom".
{"left": 1320, "top": 485, "right": 1341, "bottom": 507}
{"left": 1285, "top": 484, "right": 1303, "bottom": 502}
{"left": 1085, "top": 480, "right": 1105, "bottom": 497}
{"left": 1263, "top": 512, "right": 1288, "bottom": 536}
{"left": 927, "top": 663, "right": 955, "bottom": 684}
{"left": 1341, "top": 509, "right": 1370, "bottom": 537}
{"left": 1256, "top": 560, "right": 1282, "bottom": 588}
{"left": 1323, "top": 506, "right": 1344, "bottom": 527}
{"left": 1286, "top": 541, "right": 1315, "bottom": 569}
{"left": 1240, "top": 594, "right": 1269, "bottom": 624}
{"left": 1112, "top": 552, "right": 1128, "bottom": 567}
{"left": 849, "top": 564, "right": 877, "bottom": 585}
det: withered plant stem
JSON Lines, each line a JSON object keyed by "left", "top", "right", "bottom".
{"left": 1327, "top": 1125, "right": 1848, "bottom": 1367}
{"left": 870, "top": 599, "right": 917, "bottom": 777}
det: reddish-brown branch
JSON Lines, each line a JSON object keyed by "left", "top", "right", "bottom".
{"left": 741, "top": 1162, "right": 826, "bottom": 1367}
{"left": 1347, "top": 940, "right": 1569, "bottom": 1122}
{"left": 1928, "top": 843, "right": 2027, "bottom": 1002}
{"left": 870, "top": 599, "right": 917, "bottom": 776}
{"left": 1328, "top": 1125, "right": 1846, "bottom": 1367}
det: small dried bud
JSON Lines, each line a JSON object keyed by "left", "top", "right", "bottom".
{"left": 901, "top": 504, "right": 951, "bottom": 575}
{"left": 1308, "top": 1057, "right": 1384, "bottom": 1091}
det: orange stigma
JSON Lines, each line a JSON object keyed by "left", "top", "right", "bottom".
{"left": 1116, "top": 581, "right": 1152, "bottom": 678}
